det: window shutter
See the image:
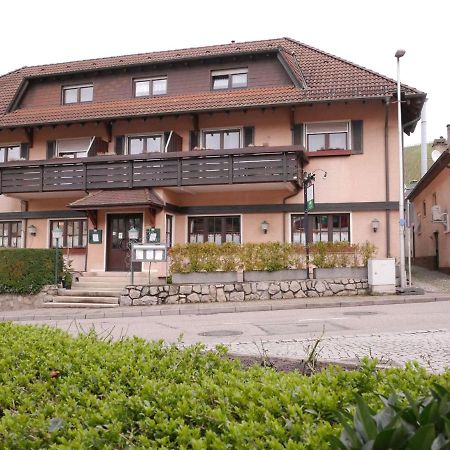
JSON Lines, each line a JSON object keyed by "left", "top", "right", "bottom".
{"left": 189, "top": 130, "right": 199, "bottom": 150}
{"left": 351, "top": 120, "right": 363, "bottom": 154}
{"left": 20, "top": 143, "right": 29, "bottom": 160}
{"left": 292, "top": 123, "right": 304, "bottom": 146}
{"left": 46, "top": 140, "right": 56, "bottom": 159}
{"left": 115, "top": 135, "right": 125, "bottom": 155}
{"left": 243, "top": 126, "right": 255, "bottom": 146}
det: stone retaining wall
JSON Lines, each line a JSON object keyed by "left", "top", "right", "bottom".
{"left": 120, "top": 278, "right": 369, "bottom": 306}
{"left": 0, "top": 285, "right": 58, "bottom": 311}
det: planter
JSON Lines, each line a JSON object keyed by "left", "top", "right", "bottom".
{"left": 313, "top": 267, "right": 368, "bottom": 279}
{"left": 172, "top": 271, "right": 242, "bottom": 284}
{"left": 243, "top": 269, "right": 308, "bottom": 282}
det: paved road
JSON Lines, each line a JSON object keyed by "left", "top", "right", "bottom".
{"left": 25, "top": 300, "right": 450, "bottom": 372}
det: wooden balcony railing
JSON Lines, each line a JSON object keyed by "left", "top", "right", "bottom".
{"left": 0, "top": 146, "right": 306, "bottom": 195}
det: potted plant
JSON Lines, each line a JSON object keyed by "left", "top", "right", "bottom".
{"left": 61, "top": 258, "right": 74, "bottom": 289}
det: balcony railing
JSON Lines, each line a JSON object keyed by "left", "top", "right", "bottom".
{"left": 0, "top": 146, "right": 306, "bottom": 195}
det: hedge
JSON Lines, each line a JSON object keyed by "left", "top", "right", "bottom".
{"left": 0, "top": 323, "right": 448, "bottom": 449}
{"left": 169, "top": 241, "right": 376, "bottom": 273}
{"left": 0, "top": 248, "right": 62, "bottom": 294}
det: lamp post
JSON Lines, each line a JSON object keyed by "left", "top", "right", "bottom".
{"left": 395, "top": 49, "right": 406, "bottom": 289}
{"left": 52, "top": 226, "right": 63, "bottom": 285}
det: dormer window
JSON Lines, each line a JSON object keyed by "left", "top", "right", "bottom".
{"left": 134, "top": 78, "right": 167, "bottom": 97}
{"left": 62, "top": 84, "right": 93, "bottom": 104}
{"left": 211, "top": 68, "right": 248, "bottom": 90}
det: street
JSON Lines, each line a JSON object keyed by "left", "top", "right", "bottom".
{"left": 26, "top": 300, "right": 450, "bottom": 372}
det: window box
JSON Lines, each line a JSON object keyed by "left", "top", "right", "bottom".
{"left": 243, "top": 269, "right": 307, "bottom": 282}
{"left": 313, "top": 267, "right": 368, "bottom": 279}
{"left": 172, "top": 271, "right": 241, "bottom": 284}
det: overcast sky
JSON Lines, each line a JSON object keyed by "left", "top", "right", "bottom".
{"left": 2, "top": 0, "right": 448, "bottom": 146}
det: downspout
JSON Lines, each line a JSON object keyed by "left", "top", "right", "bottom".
{"left": 282, "top": 182, "right": 301, "bottom": 243}
{"left": 384, "top": 97, "right": 391, "bottom": 257}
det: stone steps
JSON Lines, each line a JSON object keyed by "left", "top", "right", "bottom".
{"left": 58, "top": 288, "right": 123, "bottom": 296}
{"left": 42, "top": 302, "right": 119, "bottom": 309}
{"left": 52, "top": 295, "right": 120, "bottom": 304}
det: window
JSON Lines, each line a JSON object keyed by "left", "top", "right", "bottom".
{"left": 0, "top": 145, "right": 21, "bottom": 163}
{"left": 62, "top": 84, "right": 93, "bottom": 104}
{"left": 211, "top": 68, "right": 248, "bottom": 90}
{"left": 50, "top": 220, "right": 87, "bottom": 248}
{"left": 423, "top": 201, "right": 426, "bottom": 217}
{"left": 57, "top": 137, "right": 94, "bottom": 159}
{"left": 306, "top": 122, "right": 349, "bottom": 151}
{"left": 134, "top": 78, "right": 167, "bottom": 97}
{"left": 432, "top": 193, "right": 437, "bottom": 206}
{"left": 188, "top": 216, "right": 241, "bottom": 244}
{"left": 127, "top": 135, "right": 163, "bottom": 154}
{"left": 202, "top": 129, "right": 241, "bottom": 150}
{"left": 291, "top": 214, "right": 350, "bottom": 243}
{"left": 166, "top": 214, "right": 173, "bottom": 248}
{"left": 0, "top": 221, "right": 22, "bottom": 248}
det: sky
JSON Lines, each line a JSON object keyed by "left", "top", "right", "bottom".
{"left": 1, "top": 0, "right": 448, "bottom": 146}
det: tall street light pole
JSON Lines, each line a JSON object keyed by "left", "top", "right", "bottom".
{"left": 395, "top": 49, "right": 406, "bottom": 289}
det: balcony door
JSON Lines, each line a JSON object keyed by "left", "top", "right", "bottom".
{"left": 106, "top": 214, "right": 143, "bottom": 272}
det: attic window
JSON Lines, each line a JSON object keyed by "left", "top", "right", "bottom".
{"left": 62, "top": 84, "right": 93, "bottom": 104}
{"left": 211, "top": 68, "right": 248, "bottom": 90}
{"left": 134, "top": 77, "right": 167, "bottom": 97}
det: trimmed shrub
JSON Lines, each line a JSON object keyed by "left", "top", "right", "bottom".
{"left": 0, "top": 249, "right": 62, "bottom": 294}
{"left": 0, "top": 323, "right": 448, "bottom": 449}
{"left": 169, "top": 241, "right": 376, "bottom": 273}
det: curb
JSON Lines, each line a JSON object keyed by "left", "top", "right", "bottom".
{"left": 1, "top": 294, "right": 449, "bottom": 322}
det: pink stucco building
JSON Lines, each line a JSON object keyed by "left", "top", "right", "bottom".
{"left": 0, "top": 38, "right": 425, "bottom": 275}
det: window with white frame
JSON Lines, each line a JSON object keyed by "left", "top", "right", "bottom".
{"left": 127, "top": 134, "right": 164, "bottom": 154}
{"left": 62, "top": 84, "right": 93, "bottom": 104}
{"left": 0, "top": 145, "right": 21, "bottom": 163}
{"left": 291, "top": 213, "right": 350, "bottom": 243}
{"left": 305, "top": 121, "right": 350, "bottom": 151}
{"left": 188, "top": 216, "right": 241, "bottom": 244}
{"left": 134, "top": 78, "right": 167, "bottom": 97}
{"left": 57, "top": 137, "right": 94, "bottom": 159}
{"left": 202, "top": 129, "right": 241, "bottom": 150}
{"left": 211, "top": 68, "right": 248, "bottom": 90}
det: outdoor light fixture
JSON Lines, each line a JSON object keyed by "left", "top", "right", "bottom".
{"left": 28, "top": 224, "right": 37, "bottom": 236}
{"left": 371, "top": 218, "right": 380, "bottom": 233}
{"left": 260, "top": 220, "right": 269, "bottom": 234}
{"left": 128, "top": 226, "right": 139, "bottom": 241}
{"left": 395, "top": 48, "right": 407, "bottom": 289}
{"left": 52, "top": 226, "right": 64, "bottom": 285}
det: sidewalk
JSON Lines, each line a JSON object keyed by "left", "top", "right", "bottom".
{"left": 2, "top": 292, "right": 449, "bottom": 322}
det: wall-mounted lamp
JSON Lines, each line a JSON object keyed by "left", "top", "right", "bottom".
{"left": 28, "top": 224, "right": 37, "bottom": 236}
{"left": 260, "top": 220, "right": 269, "bottom": 234}
{"left": 371, "top": 218, "right": 380, "bottom": 233}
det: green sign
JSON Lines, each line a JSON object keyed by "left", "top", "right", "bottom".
{"left": 146, "top": 227, "right": 161, "bottom": 243}
{"left": 88, "top": 229, "right": 103, "bottom": 244}
{"left": 306, "top": 183, "right": 315, "bottom": 212}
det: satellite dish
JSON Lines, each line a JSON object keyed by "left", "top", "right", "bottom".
{"left": 431, "top": 150, "right": 442, "bottom": 162}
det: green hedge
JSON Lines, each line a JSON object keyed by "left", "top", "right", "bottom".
{"left": 169, "top": 241, "right": 376, "bottom": 273}
{"left": 0, "top": 248, "right": 62, "bottom": 294}
{"left": 0, "top": 323, "right": 448, "bottom": 448}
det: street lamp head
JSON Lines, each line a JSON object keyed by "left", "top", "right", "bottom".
{"left": 395, "top": 49, "right": 406, "bottom": 59}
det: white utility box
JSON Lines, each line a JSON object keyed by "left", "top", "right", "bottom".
{"left": 368, "top": 258, "right": 396, "bottom": 294}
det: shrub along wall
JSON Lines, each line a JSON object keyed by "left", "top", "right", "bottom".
{"left": 0, "top": 249, "right": 62, "bottom": 295}
{"left": 169, "top": 241, "right": 376, "bottom": 273}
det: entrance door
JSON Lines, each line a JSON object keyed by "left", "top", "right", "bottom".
{"left": 106, "top": 214, "right": 143, "bottom": 272}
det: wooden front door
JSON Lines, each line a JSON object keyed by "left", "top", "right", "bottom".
{"left": 106, "top": 214, "right": 143, "bottom": 272}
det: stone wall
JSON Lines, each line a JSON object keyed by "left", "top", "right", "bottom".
{"left": 120, "top": 278, "right": 369, "bottom": 306}
{"left": 0, "top": 285, "right": 58, "bottom": 311}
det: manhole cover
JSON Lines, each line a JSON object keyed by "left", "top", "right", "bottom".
{"left": 342, "top": 311, "right": 378, "bottom": 316}
{"left": 199, "top": 330, "right": 243, "bottom": 337}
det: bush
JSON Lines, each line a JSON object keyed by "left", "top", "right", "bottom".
{"left": 0, "top": 248, "right": 62, "bottom": 294}
{"left": 0, "top": 323, "right": 448, "bottom": 449}
{"left": 169, "top": 242, "right": 376, "bottom": 273}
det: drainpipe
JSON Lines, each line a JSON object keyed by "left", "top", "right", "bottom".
{"left": 384, "top": 97, "right": 391, "bottom": 257}
{"left": 282, "top": 182, "right": 301, "bottom": 243}
{"left": 420, "top": 99, "right": 428, "bottom": 177}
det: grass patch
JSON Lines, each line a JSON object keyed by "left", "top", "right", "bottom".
{"left": 0, "top": 323, "right": 448, "bottom": 448}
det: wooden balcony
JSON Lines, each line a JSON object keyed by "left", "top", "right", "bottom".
{"left": 0, "top": 146, "right": 306, "bottom": 195}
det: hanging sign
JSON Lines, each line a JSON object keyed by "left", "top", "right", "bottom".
{"left": 306, "top": 183, "right": 315, "bottom": 212}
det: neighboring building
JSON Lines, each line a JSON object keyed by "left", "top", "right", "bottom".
{"left": 0, "top": 38, "right": 425, "bottom": 275}
{"left": 407, "top": 127, "right": 450, "bottom": 272}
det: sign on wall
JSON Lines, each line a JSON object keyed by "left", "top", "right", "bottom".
{"left": 88, "top": 229, "right": 103, "bottom": 244}
{"left": 146, "top": 227, "right": 161, "bottom": 243}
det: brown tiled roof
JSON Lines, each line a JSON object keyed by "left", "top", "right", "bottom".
{"left": 69, "top": 189, "right": 164, "bottom": 209}
{"left": 0, "top": 37, "right": 425, "bottom": 129}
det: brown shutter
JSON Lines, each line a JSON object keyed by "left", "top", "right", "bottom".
{"left": 189, "top": 130, "right": 199, "bottom": 150}
{"left": 243, "top": 126, "right": 255, "bottom": 146}
{"left": 115, "top": 135, "right": 125, "bottom": 155}
{"left": 351, "top": 120, "right": 363, "bottom": 154}
{"left": 46, "top": 140, "right": 56, "bottom": 159}
{"left": 292, "top": 123, "right": 304, "bottom": 146}
{"left": 20, "top": 143, "right": 29, "bottom": 160}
